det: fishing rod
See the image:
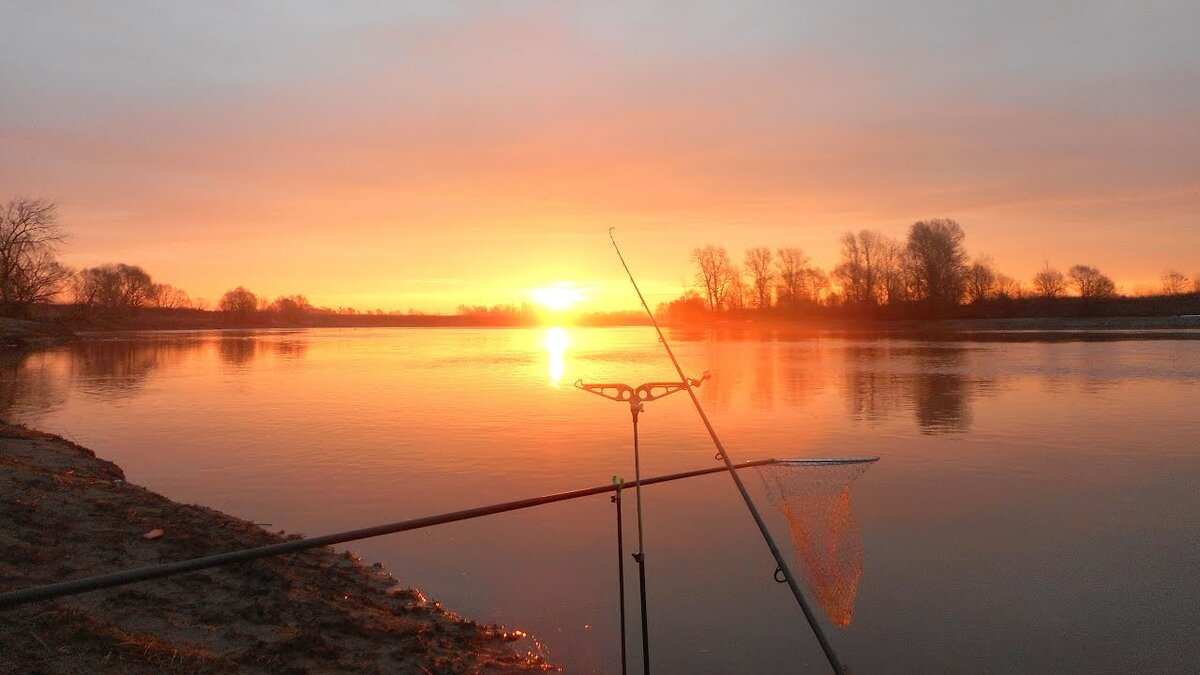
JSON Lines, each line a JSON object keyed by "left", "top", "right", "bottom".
{"left": 607, "top": 229, "right": 849, "bottom": 675}
{"left": 0, "top": 458, "right": 785, "bottom": 611}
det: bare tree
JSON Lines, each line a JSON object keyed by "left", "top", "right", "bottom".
{"left": 0, "top": 197, "right": 71, "bottom": 316}
{"left": 725, "top": 267, "right": 747, "bottom": 311}
{"left": 219, "top": 286, "right": 258, "bottom": 322}
{"left": 798, "top": 267, "right": 830, "bottom": 305}
{"left": 1162, "top": 270, "right": 1188, "bottom": 295}
{"left": 876, "top": 237, "right": 908, "bottom": 306}
{"left": 691, "top": 245, "right": 735, "bottom": 311}
{"left": 1193, "top": 274, "right": 1200, "bottom": 294}
{"left": 1067, "top": 265, "right": 1117, "bottom": 299}
{"left": 906, "top": 219, "right": 968, "bottom": 306}
{"left": 774, "top": 247, "right": 809, "bottom": 308}
{"left": 836, "top": 231, "right": 871, "bottom": 305}
{"left": 152, "top": 284, "right": 192, "bottom": 309}
{"left": 655, "top": 290, "right": 708, "bottom": 323}
{"left": 744, "top": 247, "right": 774, "bottom": 309}
{"left": 75, "top": 264, "right": 160, "bottom": 309}
{"left": 834, "top": 230, "right": 892, "bottom": 306}
{"left": 1032, "top": 263, "right": 1067, "bottom": 299}
{"left": 994, "top": 274, "right": 1022, "bottom": 299}
{"left": 965, "top": 257, "right": 997, "bottom": 304}
{"left": 270, "top": 294, "right": 312, "bottom": 324}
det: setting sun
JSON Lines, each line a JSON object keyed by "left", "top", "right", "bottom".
{"left": 531, "top": 285, "right": 583, "bottom": 312}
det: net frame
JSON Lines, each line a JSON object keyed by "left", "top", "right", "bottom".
{"left": 755, "top": 457, "right": 878, "bottom": 628}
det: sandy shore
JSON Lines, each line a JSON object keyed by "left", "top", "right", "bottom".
{"left": 0, "top": 423, "right": 555, "bottom": 673}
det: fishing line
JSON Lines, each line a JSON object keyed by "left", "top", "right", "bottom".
{"left": 607, "top": 228, "right": 849, "bottom": 675}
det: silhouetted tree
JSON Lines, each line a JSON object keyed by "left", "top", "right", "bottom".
{"left": 1032, "top": 263, "right": 1067, "bottom": 299}
{"left": 835, "top": 230, "right": 891, "bottom": 306}
{"left": 725, "top": 269, "right": 747, "bottom": 311}
{"left": 775, "top": 247, "right": 809, "bottom": 308}
{"left": 454, "top": 303, "right": 533, "bottom": 324}
{"left": 798, "top": 267, "right": 830, "bottom": 305}
{"left": 744, "top": 247, "right": 774, "bottom": 309}
{"left": 691, "top": 245, "right": 735, "bottom": 311}
{"left": 876, "top": 237, "right": 908, "bottom": 305}
{"left": 1067, "top": 265, "right": 1117, "bottom": 299}
{"left": 75, "top": 264, "right": 159, "bottom": 309}
{"left": 0, "top": 197, "right": 71, "bottom": 316}
{"left": 906, "top": 219, "right": 968, "bottom": 306}
{"left": 1193, "top": 274, "right": 1200, "bottom": 294}
{"left": 153, "top": 281, "right": 193, "bottom": 307}
{"left": 656, "top": 290, "right": 708, "bottom": 323}
{"left": 152, "top": 284, "right": 192, "bottom": 309}
{"left": 270, "top": 294, "right": 312, "bottom": 324}
{"left": 994, "top": 274, "right": 1022, "bottom": 299}
{"left": 219, "top": 286, "right": 258, "bottom": 322}
{"left": 1162, "top": 270, "right": 1188, "bottom": 295}
{"left": 965, "top": 257, "right": 997, "bottom": 304}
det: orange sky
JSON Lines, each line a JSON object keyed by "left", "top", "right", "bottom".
{"left": 2, "top": 3, "right": 1197, "bottom": 312}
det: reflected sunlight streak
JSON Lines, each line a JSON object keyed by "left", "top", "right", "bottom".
{"left": 543, "top": 326, "right": 570, "bottom": 387}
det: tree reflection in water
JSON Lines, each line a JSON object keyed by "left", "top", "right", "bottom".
{"left": 273, "top": 338, "right": 309, "bottom": 360}
{"left": 0, "top": 333, "right": 313, "bottom": 418}
{"left": 0, "top": 350, "right": 66, "bottom": 420}
{"left": 843, "top": 343, "right": 996, "bottom": 434}
{"left": 682, "top": 331, "right": 992, "bottom": 433}
{"left": 218, "top": 334, "right": 258, "bottom": 367}
{"left": 70, "top": 339, "right": 204, "bottom": 397}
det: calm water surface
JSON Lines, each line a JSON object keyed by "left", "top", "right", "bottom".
{"left": 2, "top": 327, "right": 1198, "bottom": 673}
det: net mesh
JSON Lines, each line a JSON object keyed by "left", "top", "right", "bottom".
{"left": 754, "top": 459, "right": 875, "bottom": 627}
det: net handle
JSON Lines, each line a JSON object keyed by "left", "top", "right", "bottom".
{"left": 768, "top": 457, "right": 880, "bottom": 467}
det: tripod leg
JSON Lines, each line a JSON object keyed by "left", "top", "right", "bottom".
{"left": 613, "top": 484, "right": 628, "bottom": 675}
{"left": 631, "top": 411, "right": 650, "bottom": 674}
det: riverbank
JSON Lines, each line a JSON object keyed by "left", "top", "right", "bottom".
{"left": 8, "top": 312, "right": 1200, "bottom": 339}
{"left": 0, "top": 423, "right": 554, "bottom": 673}
{"left": 659, "top": 315, "right": 1200, "bottom": 342}
{"left": 0, "top": 318, "right": 76, "bottom": 349}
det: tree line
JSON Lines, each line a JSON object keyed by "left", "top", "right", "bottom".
{"left": 668, "top": 218, "right": 1198, "bottom": 320}
{"left": 3, "top": 197, "right": 1197, "bottom": 323}
{"left": 0, "top": 196, "right": 429, "bottom": 323}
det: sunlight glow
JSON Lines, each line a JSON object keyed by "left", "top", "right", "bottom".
{"left": 531, "top": 285, "right": 583, "bottom": 312}
{"left": 543, "top": 326, "right": 570, "bottom": 387}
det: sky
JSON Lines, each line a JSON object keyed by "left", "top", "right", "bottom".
{"left": 2, "top": 1, "right": 1197, "bottom": 312}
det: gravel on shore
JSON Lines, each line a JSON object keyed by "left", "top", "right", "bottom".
{"left": 0, "top": 422, "right": 555, "bottom": 674}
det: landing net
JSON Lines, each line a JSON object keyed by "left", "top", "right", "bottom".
{"left": 754, "top": 458, "right": 877, "bottom": 627}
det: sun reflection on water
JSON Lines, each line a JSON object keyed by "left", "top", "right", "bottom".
{"left": 543, "top": 326, "right": 570, "bottom": 387}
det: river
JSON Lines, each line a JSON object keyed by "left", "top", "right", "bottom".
{"left": 2, "top": 327, "right": 1197, "bottom": 673}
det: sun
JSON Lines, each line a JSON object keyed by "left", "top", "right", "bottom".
{"left": 531, "top": 285, "right": 583, "bottom": 312}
